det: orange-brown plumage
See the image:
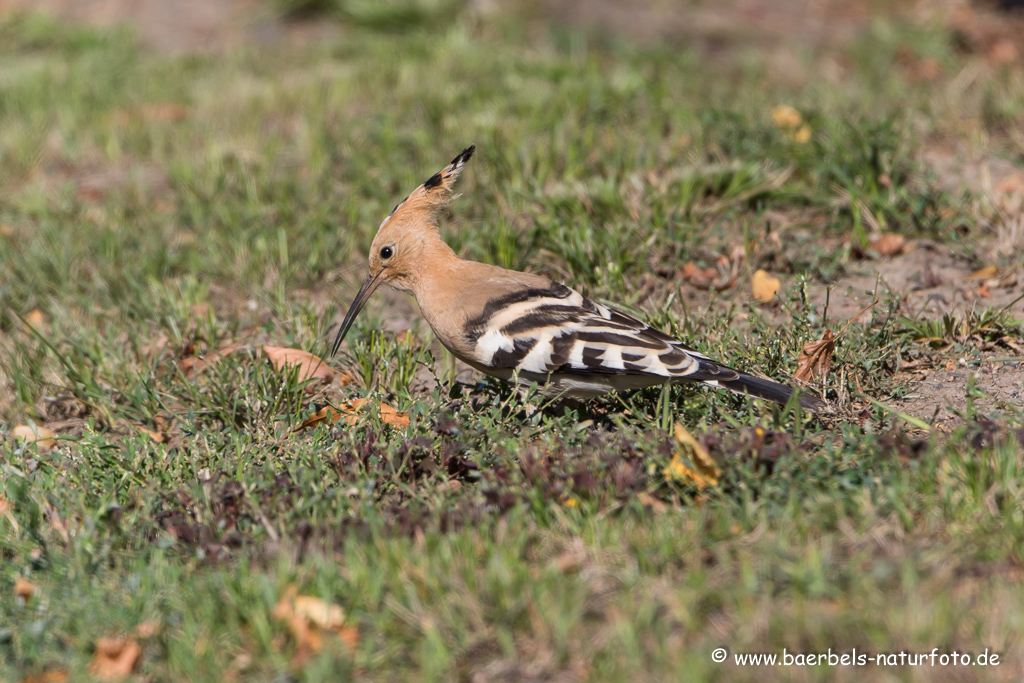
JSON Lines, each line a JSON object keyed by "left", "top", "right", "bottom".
{"left": 331, "top": 146, "right": 825, "bottom": 412}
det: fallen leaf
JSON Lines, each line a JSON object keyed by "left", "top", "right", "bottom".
{"left": 680, "top": 256, "right": 739, "bottom": 291}
{"left": 968, "top": 265, "right": 999, "bottom": 280}
{"left": 795, "top": 329, "right": 835, "bottom": 384}
{"left": 976, "top": 282, "right": 992, "bottom": 298}
{"left": 295, "top": 399, "right": 410, "bottom": 431}
{"left": 135, "top": 425, "right": 165, "bottom": 443}
{"left": 273, "top": 586, "right": 358, "bottom": 657}
{"left": 771, "top": 105, "right": 811, "bottom": 142}
{"left": 664, "top": 423, "right": 720, "bottom": 490}
{"left": 866, "top": 233, "right": 908, "bottom": 257}
{"left": 264, "top": 346, "right": 355, "bottom": 386}
{"left": 751, "top": 269, "right": 781, "bottom": 302}
{"left": 14, "top": 577, "right": 38, "bottom": 603}
{"left": 179, "top": 341, "right": 240, "bottom": 378}
{"left": 13, "top": 424, "right": 57, "bottom": 452}
{"left": 636, "top": 492, "right": 668, "bottom": 512}
{"left": 24, "top": 309, "right": 46, "bottom": 327}
{"left": 296, "top": 405, "right": 341, "bottom": 430}
{"left": 376, "top": 400, "right": 411, "bottom": 427}
{"left": 771, "top": 105, "right": 802, "bottom": 130}
{"left": 16, "top": 669, "right": 69, "bottom": 683}
{"left": 791, "top": 124, "right": 811, "bottom": 143}
{"left": 88, "top": 637, "right": 142, "bottom": 681}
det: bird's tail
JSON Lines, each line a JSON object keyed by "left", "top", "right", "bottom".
{"left": 716, "top": 373, "right": 825, "bottom": 412}
{"left": 686, "top": 359, "right": 826, "bottom": 412}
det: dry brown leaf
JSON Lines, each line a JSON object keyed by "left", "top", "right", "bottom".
{"left": 24, "top": 309, "right": 46, "bottom": 327}
{"left": 866, "top": 233, "right": 908, "bottom": 257}
{"left": 296, "top": 399, "right": 410, "bottom": 431}
{"left": 968, "top": 265, "right": 999, "bottom": 280}
{"left": 795, "top": 329, "right": 835, "bottom": 384}
{"left": 14, "top": 577, "right": 38, "bottom": 602}
{"left": 273, "top": 586, "right": 358, "bottom": 657}
{"left": 13, "top": 425, "right": 57, "bottom": 452}
{"left": 88, "top": 637, "right": 142, "bottom": 681}
{"left": 636, "top": 492, "right": 668, "bottom": 513}
{"left": 664, "top": 423, "right": 720, "bottom": 490}
{"left": 179, "top": 341, "right": 240, "bottom": 378}
{"left": 263, "top": 346, "right": 354, "bottom": 386}
{"left": 296, "top": 406, "right": 341, "bottom": 431}
{"left": 681, "top": 257, "right": 739, "bottom": 291}
{"left": 16, "top": 669, "right": 69, "bottom": 683}
{"left": 135, "top": 425, "right": 166, "bottom": 443}
{"left": 376, "top": 400, "right": 411, "bottom": 427}
{"left": 751, "top": 269, "right": 781, "bottom": 302}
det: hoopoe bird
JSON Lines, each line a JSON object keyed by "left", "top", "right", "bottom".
{"left": 331, "top": 146, "right": 825, "bottom": 412}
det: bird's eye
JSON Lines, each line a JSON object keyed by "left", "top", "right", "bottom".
{"left": 379, "top": 246, "right": 393, "bottom": 260}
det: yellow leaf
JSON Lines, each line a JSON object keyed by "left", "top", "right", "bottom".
{"left": 751, "top": 269, "right": 781, "bottom": 302}
{"left": 13, "top": 425, "right": 57, "bottom": 452}
{"left": 135, "top": 425, "right": 166, "bottom": 443}
{"left": 295, "top": 399, "right": 410, "bottom": 431}
{"left": 663, "top": 423, "right": 720, "bottom": 490}
{"left": 293, "top": 595, "right": 346, "bottom": 631}
{"left": 968, "top": 265, "right": 999, "bottom": 280}
{"left": 273, "top": 585, "right": 359, "bottom": 658}
{"left": 771, "top": 105, "right": 803, "bottom": 130}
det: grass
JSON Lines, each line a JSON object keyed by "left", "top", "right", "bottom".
{"left": 2, "top": 3, "right": 1024, "bottom": 680}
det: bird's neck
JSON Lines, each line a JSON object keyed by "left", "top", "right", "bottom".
{"left": 392, "top": 230, "right": 463, "bottom": 299}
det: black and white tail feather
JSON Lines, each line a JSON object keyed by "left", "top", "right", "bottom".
{"left": 464, "top": 281, "right": 825, "bottom": 412}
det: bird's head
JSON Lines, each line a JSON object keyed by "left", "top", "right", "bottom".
{"left": 331, "top": 145, "right": 475, "bottom": 356}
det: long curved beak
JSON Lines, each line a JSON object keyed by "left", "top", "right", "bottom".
{"left": 330, "top": 270, "right": 384, "bottom": 357}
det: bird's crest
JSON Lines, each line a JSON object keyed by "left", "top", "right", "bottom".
{"left": 378, "top": 145, "right": 475, "bottom": 232}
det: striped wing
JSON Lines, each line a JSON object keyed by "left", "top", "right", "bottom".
{"left": 463, "top": 282, "right": 740, "bottom": 383}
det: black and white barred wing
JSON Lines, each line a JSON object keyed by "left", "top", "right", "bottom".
{"left": 464, "top": 282, "right": 740, "bottom": 383}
